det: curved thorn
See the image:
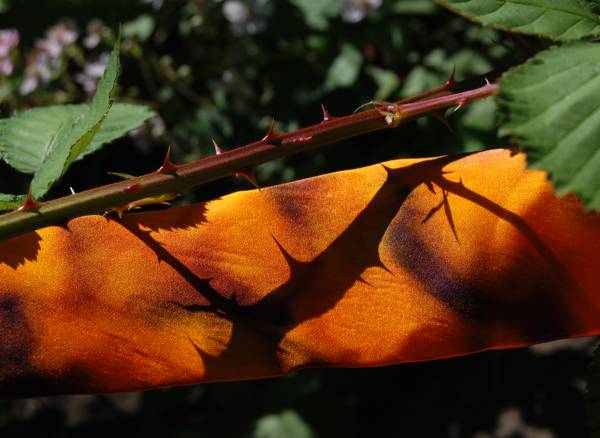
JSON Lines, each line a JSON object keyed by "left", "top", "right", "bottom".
{"left": 432, "top": 111, "right": 454, "bottom": 133}
{"left": 17, "top": 188, "right": 41, "bottom": 212}
{"left": 236, "top": 166, "right": 260, "bottom": 190}
{"left": 157, "top": 146, "right": 180, "bottom": 174}
{"left": 445, "top": 66, "right": 456, "bottom": 89}
{"left": 261, "top": 118, "right": 279, "bottom": 143}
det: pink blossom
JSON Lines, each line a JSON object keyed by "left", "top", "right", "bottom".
{"left": 0, "top": 29, "right": 19, "bottom": 58}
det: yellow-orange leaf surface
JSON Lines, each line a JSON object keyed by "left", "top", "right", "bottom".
{"left": 1, "top": 149, "right": 599, "bottom": 397}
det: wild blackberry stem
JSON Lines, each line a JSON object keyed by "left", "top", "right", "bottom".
{"left": 0, "top": 78, "right": 497, "bottom": 241}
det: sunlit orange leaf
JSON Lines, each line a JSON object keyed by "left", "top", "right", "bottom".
{"left": 1, "top": 149, "right": 599, "bottom": 397}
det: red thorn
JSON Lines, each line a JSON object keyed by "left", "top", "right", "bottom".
{"left": 289, "top": 135, "right": 313, "bottom": 144}
{"left": 236, "top": 166, "right": 260, "bottom": 190}
{"left": 484, "top": 76, "right": 491, "bottom": 86}
{"left": 18, "top": 189, "right": 41, "bottom": 212}
{"left": 321, "top": 104, "right": 332, "bottom": 122}
{"left": 122, "top": 183, "right": 141, "bottom": 193}
{"left": 157, "top": 146, "right": 180, "bottom": 174}
{"left": 212, "top": 139, "right": 223, "bottom": 155}
{"left": 261, "top": 118, "right": 279, "bottom": 143}
{"left": 445, "top": 66, "right": 456, "bottom": 89}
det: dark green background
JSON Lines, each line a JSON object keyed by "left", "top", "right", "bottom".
{"left": 0, "top": 0, "right": 594, "bottom": 436}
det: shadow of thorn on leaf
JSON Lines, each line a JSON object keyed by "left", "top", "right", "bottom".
{"left": 0, "top": 201, "right": 208, "bottom": 269}
{"left": 114, "top": 152, "right": 588, "bottom": 379}
{"left": 0, "top": 231, "right": 42, "bottom": 269}
{"left": 0, "top": 152, "right": 587, "bottom": 384}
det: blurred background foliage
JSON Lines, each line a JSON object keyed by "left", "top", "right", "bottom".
{"left": 0, "top": 0, "right": 538, "bottom": 204}
{"left": 0, "top": 0, "right": 592, "bottom": 436}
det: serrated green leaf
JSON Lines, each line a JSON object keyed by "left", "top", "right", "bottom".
{"left": 0, "top": 103, "right": 155, "bottom": 175}
{"left": 0, "top": 193, "right": 25, "bottom": 211}
{"left": 29, "top": 38, "right": 121, "bottom": 199}
{"left": 498, "top": 42, "right": 600, "bottom": 211}
{"left": 434, "top": 0, "right": 600, "bottom": 41}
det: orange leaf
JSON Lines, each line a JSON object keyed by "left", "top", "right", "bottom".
{"left": 0, "top": 149, "right": 599, "bottom": 397}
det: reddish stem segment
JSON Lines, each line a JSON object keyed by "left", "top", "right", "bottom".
{"left": 0, "top": 81, "right": 498, "bottom": 241}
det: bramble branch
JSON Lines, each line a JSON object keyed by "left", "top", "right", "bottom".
{"left": 0, "top": 77, "right": 497, "bottom": 241}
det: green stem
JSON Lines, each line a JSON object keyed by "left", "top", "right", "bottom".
{"left": 0, "top": 80, "right": 498, "bottom": 241}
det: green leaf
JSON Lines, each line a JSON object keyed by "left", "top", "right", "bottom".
{"left": 0, "top": 103, "right": 155, "bottom": 175}
{"left": 29, "top": 38, "right": 121, "bottom": 199}
{"left": 325, "top": 44, "right": 363, "bottom": 90}
{"left": 434, "top": 0, "right": 600, "bottom": 41}
{"left": 288, "top": 0, "right": 341, "bottom": 30}
{"left": 123, "top": 14, "right": 155, "bottom": 41}
{"left": 0, "top": 194, "right": 26, "bottom": 211}
{"left": 581, "top": 0, "right": 600, "bottom": 16}
{"left": 392, "top": 0, "right": 438, "bottom": 15}
{"left": 587, "top": 344, "right": 600, "bottom": 438}
{"left": 366, "top": 66, "right": 401, "bottom": 100}
{"left": 498, "top": 42, "right": 600, "bottom": 211}
{"left": 254, "top": 410, "right": 315, "bottom": 438}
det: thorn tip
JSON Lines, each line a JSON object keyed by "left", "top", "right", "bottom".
{"left": 212, "top": 139, "right": 223, "bottom": 155}
{"left": 157, "top": 146, "right": 180, "bottom": 174}
{"left": 432, "top": 111, "right": 454, "bottom": 133}
{"left": 445, "top": 66, "right": 456, "bottom": 89}
{"left": 236, "top": 166, "right": 260, "bottom": 190}
{"left": 261, "top": 118, "right": 279, "bottom": 143}
{"left": 320, "top": 104, "right": 332, "bottom": 122}
{"left": 451, "top": 98, "right": 468, "bottom": 113}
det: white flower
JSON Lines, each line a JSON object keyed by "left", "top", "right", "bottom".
{"left": 0, "top": 57, "right": 13, "bottom": 76}
{"left": 223, "top": 0, "right": 250, "bottom": 24}
{"left": 19, "top": 76, "right": 38, "bottom": 95}
{"left": 0, "top": 29, "right": 19, "bottom": 58}
{"left": 342, "top": 0, "right": 383, "bottom": 23}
